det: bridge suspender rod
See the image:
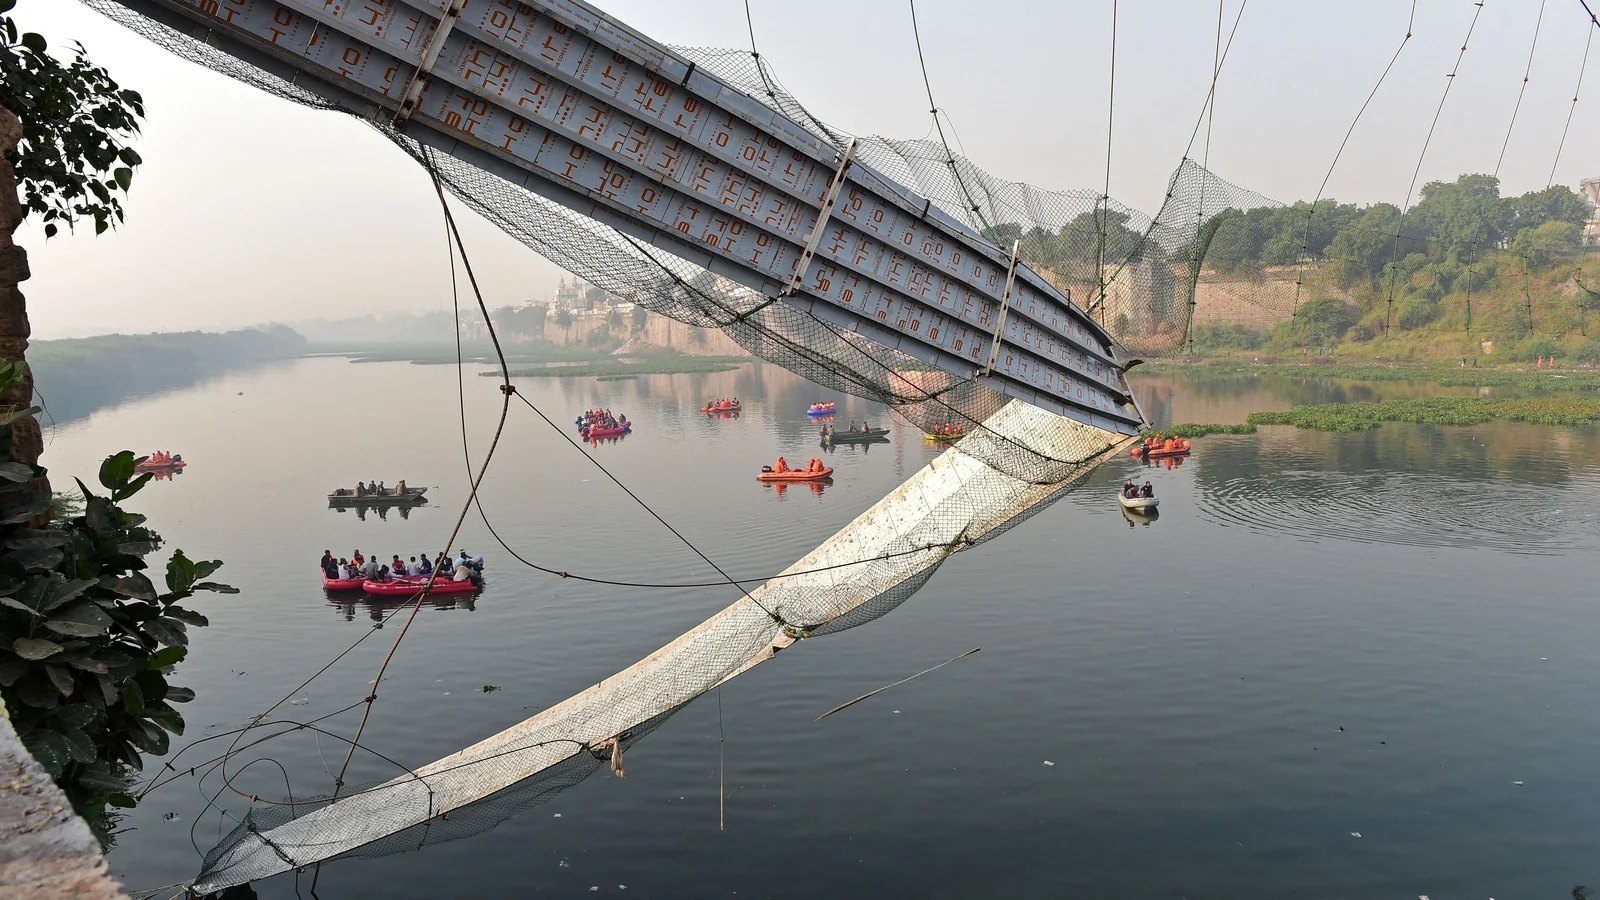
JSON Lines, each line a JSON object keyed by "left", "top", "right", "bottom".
{"left": 983, "top": 240, "right": 1022, "bottom": 377}
{"left": 781, "top": 138, "right": 857, "bottom": 297}
{"left": 392, "top": 0, "right": 468, "bottom": 128}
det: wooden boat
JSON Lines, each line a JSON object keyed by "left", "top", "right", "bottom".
{"left": 822, "top": 427, "right": 889, "bottom": 445}
{"left": 701, "top": 402, "right": 741, "bottom": 414}
{"left": 322, "top": 572, "right": 366, "bottom": 591}
{"left": 1117, "top": 494, "right": 1159, "bottom": 512}
{"left": 327, "top": 486, "right": 428, "bottom": 505}
{"left": 757, "top": 465, "right": 833, "bottom": 482}
{"left": 362, "top": 576, "right": 480, "bottom": 596}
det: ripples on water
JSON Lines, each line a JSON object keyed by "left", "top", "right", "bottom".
{"left": 1192, "top": 437, "right": 1600, "bottom": 555}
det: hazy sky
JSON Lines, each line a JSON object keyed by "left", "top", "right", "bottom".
{"left": 15, "top": 0, "right": 1600, "bottom": 338}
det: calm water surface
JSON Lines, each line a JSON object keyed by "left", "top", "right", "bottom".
{"left": 43, "top": 359, "right": 1600, "bottom": 899}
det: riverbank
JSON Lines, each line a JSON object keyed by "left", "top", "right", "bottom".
{"left": 1141, "top": 360, "right": 1600, "bottom": 393}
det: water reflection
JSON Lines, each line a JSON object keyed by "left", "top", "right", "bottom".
{"left": 327, "top": 592, "right": 478, "bottom": 620}
{"left": 1121, "top": 506, "right": 1159, "bottom": 527}
{"left": 762, "top": 478, "right": 833, "bottom": 499}
{"left": 1190, "top": 427, "right": 1600, "bottom": 555}
{"left": 329, "top": 502, "right": 427, "bottom": 522}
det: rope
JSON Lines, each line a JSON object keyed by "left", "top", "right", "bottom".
{"left": 1548, "top": 3, "right": 1596, "bottom": 187}
{"left": 1495, "top": 0, "right": 1547, "bottom": 178}
{"left": 1289, "top": 1, "right": 1417, "bottom": 325}
{"left": 908, "top": 0, "right": 1001, "bottom": 244}
{"left": 1184, "top": 0, "right": 1223, "bottom": 353}
{"left": 1095, "top": 0, "right": 1118, "bottom": 326}
{"left": 1383, "top": 0, "right": 1487, "bottom": 336}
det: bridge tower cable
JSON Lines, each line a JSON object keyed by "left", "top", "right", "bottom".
{"left": 1548, "top": 4, "right": 1596, "bottom": 189}
{"left": 1382, "top": 0, "right": 1487, "bottom": 337}
{"left": 1096, "top": 0, "right": 1119, "bottom": 329}
{"left": 1184, "top": 0, "right": 1223, "bottom": 355}
{"left": 1289, "top": 1, "right": 1417, "bottom": 349}
{"left": 1491, "top": 1, "right": 1547, "bottom": 339}
{"left": 907, "top": 0, "right": 1001, "bottom": 246}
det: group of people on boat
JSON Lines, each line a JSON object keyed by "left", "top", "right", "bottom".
{"left": 144, "top": 451, "right": 182, "bottom": 466}
{"left": 807, "top": 402, "right": 836, "bottom": 413}
{"left": 578, "top": 409, "right": 628, "bottom": 432}
{"left": 770, "top": 456, "right": 828, "bottom": 475}
{"left": 929, "top": 423, "right": 965, "bottom": 437}
{"left": 336, "top": 479, "right": 410, "bottom": 498}
{"left": 321, "top": 549, "right": 483, "bottom": 583}
{"left": 1137, "top": 436, "right": 1190, "bottom": 457}
{"left": 821, "top": 421, "right": 876, "bottom": 436}
{"left": 704, "top": 398, "right": 740, "bottom": 411}
{"left": 1121, "top": 480, "right": 1155, "bottom": 499}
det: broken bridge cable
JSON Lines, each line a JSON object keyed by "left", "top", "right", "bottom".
{"left": 322, "top": 146, "right": 517, "bottom": 801}
{"left": 815, "top": 646, "right": 981, "bottom": 720}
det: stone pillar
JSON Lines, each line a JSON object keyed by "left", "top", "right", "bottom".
{"left": 0, "top": 105, "right": 46, "bottom": 483}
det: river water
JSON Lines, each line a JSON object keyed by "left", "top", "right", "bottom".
{"left": 42, "top": 358, "right": 1600, "bottom": 899}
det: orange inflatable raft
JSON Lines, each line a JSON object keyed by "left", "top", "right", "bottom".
{"left": 1131, "top": 438, "right": 1192, "bottom": 458}
{"left": 757, "top": 457, "right": 833, "bottom": 481}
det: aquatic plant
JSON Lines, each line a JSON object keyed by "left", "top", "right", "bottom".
{"left": 1138, "top": 422, "right": 1257, "bottom": 440}
{"left": 1143, "top": 361, "right": 1600, "bottom": 393}
{"left": 1247, "top": 396, "right": 1600, "bottom": 432}
{"left": 498, "top": 356, "right": 749, "bottom": 379}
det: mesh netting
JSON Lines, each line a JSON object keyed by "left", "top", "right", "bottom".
{"left": 69, "top": 2, "right": 1187, "bottom": 889}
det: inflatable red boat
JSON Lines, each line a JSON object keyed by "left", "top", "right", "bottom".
{"left": 361, "top": 576, "right": 479, "bottom": 596}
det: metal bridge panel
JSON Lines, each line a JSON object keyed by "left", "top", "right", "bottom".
{"left": 111, "top": 0, "right": 1140, "bottom": 431}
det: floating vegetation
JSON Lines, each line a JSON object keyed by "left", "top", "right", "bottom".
{"left": 496, "top": 357, "right": 749, "bottom": 379}
{"left": 1247, "top": 397, "right": 1600, "bottom": 432}
{"left": 594, "top": 374, "right": 640, "bottom": 382}
{"left": 1138, "top": 422, "right": 1257, "bottom": 440}
{"left": 1145, "top": 362, "right": 1600, "bottom": 393}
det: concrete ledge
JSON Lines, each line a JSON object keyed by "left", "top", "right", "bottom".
{"left": 0, "top": 697, "right": 128, "bottom": 899}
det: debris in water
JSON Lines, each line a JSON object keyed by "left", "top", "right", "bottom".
{"left": 1337, "top": 726, "right": 1344, "bottom": 733}
{"left": 1350, "top": 832, "right": 1361, "bottom": 838}
{"left": 618, "top": 886, "right": 627, "bottom": 891}
{"left": 483, "top": 684, "right": 500, "bottom": 693}
{"left": 553, "top": 813, "right": 562, "bottom": 817}
{"left": 558, "top": 859, "right": 570, "bottom": 868}
{"left": 589, "top": 887, "right": 599, "bottom": 892}
{"left": 163, "top": 812, "right": 179, "bottom": 821}
{"left": 1042, "top": 761, "right": 1056, "bottom": 767}
{"left": 893, "top": 710, "right": 900, "bottom": 714}
{"left": 1512, "top": 781, "right": 1523, "bottom": 786}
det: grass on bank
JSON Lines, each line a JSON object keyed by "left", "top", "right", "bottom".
{"left": 1141, "top": 361, "right": 1600, "bottom": 393}
{"left": 1138, "top": 422, "right": 1257, "bottom": 440}
{"left": 1247, "top": 396, "right": 1600, "bottom": 432}
{"left": 494, "top": 356, "right": 750, "bottom": 378}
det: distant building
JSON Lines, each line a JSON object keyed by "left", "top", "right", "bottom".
{"left": 1580, "top": 177, "right": 1600, "bottom": 245}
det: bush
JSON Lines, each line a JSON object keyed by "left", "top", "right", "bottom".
{"left": 1575, "top": 340, "right": 1600, "bottom": 365}
{"left": 1509, "top": 336, "right": 1561, "bottom": 362}
{"left": 1394, "top": 296, "right": 1440, "bottom": 330}
{"left": 1190, "top": 323, "right": 1262, "bottom": 354}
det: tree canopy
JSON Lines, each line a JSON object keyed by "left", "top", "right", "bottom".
{"left": 0, "top": 1, "right": 145, "bottom": 236}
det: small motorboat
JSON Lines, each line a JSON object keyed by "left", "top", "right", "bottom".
{"left": 135, "top": 455, "right": 186, "bottom": 473}
{"left": 582, "top": 422, "right": 631, "bottom": 439}
{"left": 322, "top": 572, "right": 366, "bottom": 591}
{"left": 1118, "top": 493, "right": 1159, "bottom": 513}
{"left": 757, "top": 464, "right": 833, "bottom": 482}
{"left": 702, "top": 401, "right": 741, "bottom": 414}
{"left": 328, "top": 486, "right": 428, "bottom": 506}
{"left": 1132, "top": 438, "right": 1191, "bottom": 459}
{"left": 822, "top": 427, "right": 889, "bottom": 445}
{"left": 361, "top": 576, "right": 480, "bottom": 596}
{"left": 806, "top": 402, "right": 837, "bottom": 417}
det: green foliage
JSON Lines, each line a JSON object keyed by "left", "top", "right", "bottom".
{"left": 1138, "top": 422, "right": 1256, "bottom": 440}
{"left": 0, "top": 370, "right": 234, "bottom": 832}
{"left": 497, "top": 356, "right": 748, "bottom": 379}
{"left": 0, "top": 4, "right": 145, "bottom": 236}
{"left": 1508, "top": 336, "right": 1562, "bottom": 362}
{"left": 583, "top": 324, "right": 612, "bottom": 347}
{"left": 1247, "top": 396, "right": 1600, "bottom": 432}
{"left": 554, "top": 309, "right": 573, "bottom": 330}
{"left": 630, "top": 304, "right": 648, "bottom": 330}
{"left": 1189, "top": 323, "right": 1263, "bottom": 353}
{"left": 1275, "top": 297, "right": 1360, "bottom": 347}
{"left": 606, "top": 308, "right": 624, "bottom": 329}
{"left": 1146, "top": 361, "right": 1600, "bottom": 391}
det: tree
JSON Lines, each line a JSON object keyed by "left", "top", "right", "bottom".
{"left": 1512, "top": 220, "right": 1580, "bottom": 271}
{"left": 1, "top": 6, "right": 145, "bottom": 490}
{"left": 1409, "top": 174, "right": 1508, "bottom": 257}
{"left": 1326, "top": 203, "right": 1403, "bottom": 288}
{"left": 1508, "top": 185, "right": 1592, "bottom": 232}
{"left": 1, "top": 5, "right": 145, "bottom": 238}
{"left": 630, "top": 304, "right": 648, "bottom": 331}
